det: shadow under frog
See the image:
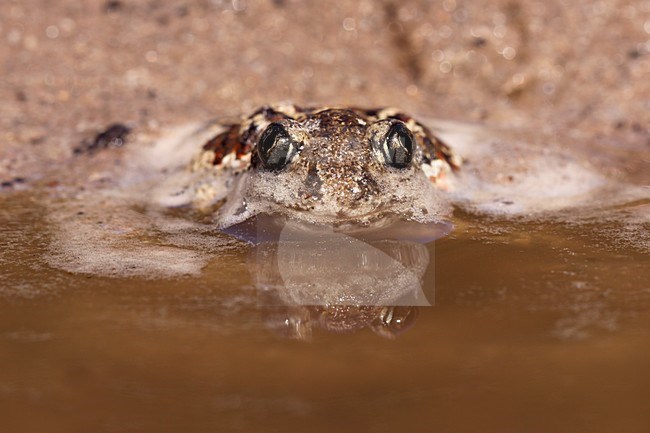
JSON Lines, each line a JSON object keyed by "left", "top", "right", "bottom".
{"left": 224, "top": 213, "right": 451, "bottom": 340}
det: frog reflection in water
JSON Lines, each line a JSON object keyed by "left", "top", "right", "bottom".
{"left": 184, "top": 104, "right": 461, "bottom": 227}
{"left": 250, "top": 227, "right": 433, "bottom": 340}
{"left": 264, "top": 304, "right": 420, "bottom": 340}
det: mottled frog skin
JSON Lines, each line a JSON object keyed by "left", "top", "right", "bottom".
{"left": 187, "top": 104, "right": 461, "bottom": 226}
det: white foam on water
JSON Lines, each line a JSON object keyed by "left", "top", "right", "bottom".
{"left": 45, "top": 196, "right": 216, "bottom": 278}
{"left": 123, "top": 122, "right": 233, "bottom": 208}
{"left": 44, "top": 119, "right": 649, "bottom": 279}
{"left": 45, "top": 123, "right": 241, "bottom": 278}
{"left": 428, "top": 119, "right": 648, "bottom": 217}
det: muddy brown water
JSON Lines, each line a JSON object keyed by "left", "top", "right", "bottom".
{"left": 2, "top": 0, "right": 649, "bottom": 430}
{"left": 1, "top": 186, "right": 649, "bottom": 433}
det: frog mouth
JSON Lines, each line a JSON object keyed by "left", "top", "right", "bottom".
{"left": 221, "top": 211, "right": 452, "bottom": 245}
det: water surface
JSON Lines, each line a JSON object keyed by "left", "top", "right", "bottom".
{"left": 1, "top": 185, "right": 648, "bottom": 433}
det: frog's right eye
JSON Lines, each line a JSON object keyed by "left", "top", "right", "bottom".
{"left": 257, "top": 123, "right": 299, "bottom": 171}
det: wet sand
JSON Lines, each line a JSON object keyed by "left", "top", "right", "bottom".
{"left": 1, "top": 0, "right": 648, "bottom": 180}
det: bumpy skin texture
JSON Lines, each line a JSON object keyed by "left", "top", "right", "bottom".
{"left": 202, "top": 105, "right": 457, "bottom": 170}
{"left": 193, "top": 104, "right": 460, "bottom": 224}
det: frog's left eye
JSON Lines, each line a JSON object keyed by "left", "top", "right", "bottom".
{"left": 257, "top": 123, "right": 299, "bottom": 171}
{"left": 373, "top": 123, "right": 414, "bottom": 168}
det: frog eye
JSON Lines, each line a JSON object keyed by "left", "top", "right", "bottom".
{"left": 374, "top": 122, "right": 414, "bottom": 168}
{"left": 257, "top": 123, "right": 299, "bottom": 170}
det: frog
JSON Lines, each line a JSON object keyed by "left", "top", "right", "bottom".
{"left": 176, "top": 104, "right": 461, "bottom": 228}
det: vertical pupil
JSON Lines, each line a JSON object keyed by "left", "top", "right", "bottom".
{"left": 385, "top": 125, "right": 413, "bottom": 167}
{"left": 391, "top": 135, "right": 407, "bottom": 160}
{"left": 266, "top": 136, "right": 290, "bottom": 165}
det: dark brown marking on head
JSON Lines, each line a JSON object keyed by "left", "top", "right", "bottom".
{"left": 202, "top": 124, "right": 248, "bottom": 166}
{"left": 418, "top": 124, "right": 459, "bottom": 170}
{"left": 238, "top": 122, "right": 262, "bottom": 157}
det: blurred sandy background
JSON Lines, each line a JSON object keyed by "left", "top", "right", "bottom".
{"left": 1, "top": 0, "right": 648, "bottom": 180}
